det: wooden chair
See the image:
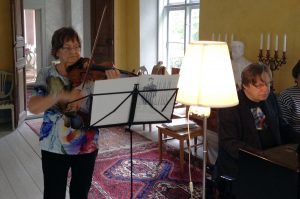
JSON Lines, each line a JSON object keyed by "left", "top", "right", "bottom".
{"left": 0, "top": 71, "right": 15, "bottom": 130}
{"left": 151, "top": 61, "right": 167, "bottom": 75}
{"left": 138, "top": 65, "right": 148, "bottom": 75}
{"left": 171, "top": 67, "right": 180, "bottom": 75}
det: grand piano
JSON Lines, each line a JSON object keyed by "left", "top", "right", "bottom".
{"left": 236, "top": 144, "right": 300, "bottom": 199}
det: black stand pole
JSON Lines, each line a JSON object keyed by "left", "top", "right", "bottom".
{"left": 130, "top": 128, "right": 133, "bottom": 199}
{"left": 126, "top": 84, "right": 139, "bottom": 199}
{"left": 125, "top": 127, "right": 134, "bottom": 199}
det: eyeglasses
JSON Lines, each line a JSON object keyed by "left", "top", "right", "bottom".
{"left": 252, "top": 81, "right": 271, "bottom": 89}
{"left": 61, "top": 46, "right": 81, "bottom": 52}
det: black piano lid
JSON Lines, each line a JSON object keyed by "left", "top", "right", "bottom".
{"left": 240, "top": 144, "right": 300, "bottom": 172}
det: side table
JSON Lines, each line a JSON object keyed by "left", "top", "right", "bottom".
{"left": 157, "top": 125, "right": 203, "bottom": 174}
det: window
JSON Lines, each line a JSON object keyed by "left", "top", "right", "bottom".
{"left": 158, "top": 0, "right": 199, "bottom": 70}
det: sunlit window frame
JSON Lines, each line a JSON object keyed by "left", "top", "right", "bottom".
{"left": 158, "top": 0, "right": 200, "bottom": 70}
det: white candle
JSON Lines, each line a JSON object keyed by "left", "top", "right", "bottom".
{"left": 218, "top": 33, "right": 221, "bottom": 41}
{"left": 275, "top": 34, "right": 278, "bottom": 51}
{"left": 283, "top": 33, "right": 287, "bottom": 52}
{"left": 260, "top": 33, "right": 263, "bottom": 50}
{"left": 224, "top": 33, "right": 228, "bottom": 42}
{"left": 212, "top": 33, "right": 215, "bottom": 41}
{"left": 267, "top": 33, "right": 270, "bottom": 50}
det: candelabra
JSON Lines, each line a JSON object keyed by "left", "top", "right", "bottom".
{"left": 258, "top": 33, "right": 287, "bottom": 71}
{"left": 258, "top": 49, "right": 287, "bottom": 71}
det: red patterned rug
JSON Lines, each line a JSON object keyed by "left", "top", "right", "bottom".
{"left": 25, "top": 118, "right": 152, "bottom": 152}
{"left": 88, "top": 142, "right": 202, "bottom": 199}
{"left": 26, "top": 119, "right": 203, "bottom": 198}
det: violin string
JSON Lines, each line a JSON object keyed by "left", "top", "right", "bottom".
{"left": 81, "top": 5, "right": 107, "bottom": 89}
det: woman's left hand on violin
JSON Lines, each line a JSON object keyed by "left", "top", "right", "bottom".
{"left": 105, "top": 68, "right": 121, "bottom": 79}
{"left": 94, "top": 60, "right": 121, "bottom": 79}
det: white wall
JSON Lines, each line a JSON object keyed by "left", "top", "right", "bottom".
{"left": 66, "top": 0, "right": 91, "bottom": 57}
{"left": 44, "top": 0, "right": 66, "bottom": 64}
{"left": 140, "top": 0, "right": 158, "bottom": 72}
{"left": 23, "top": 0, "right": 90, "bottom": 67}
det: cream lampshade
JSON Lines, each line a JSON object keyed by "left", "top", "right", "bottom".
{"left": 176, "top": 41, "right": 239, "bottom": 199}
{"left": 177, "top": 41, "right": 238, "bottom": 108}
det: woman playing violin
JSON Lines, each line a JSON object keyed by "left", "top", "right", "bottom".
{"left": 28, "top": 27, "right": 120, "bottom": 199}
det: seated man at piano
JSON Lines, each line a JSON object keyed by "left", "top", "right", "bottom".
{"left": 214, "top": 63, "right": 300, "bottom": 193}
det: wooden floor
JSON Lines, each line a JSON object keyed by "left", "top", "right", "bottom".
{"left": 0, "top": 120, "right": 218, "bottom": 199}
{"left": 0, "top": 121, "right": 72, "bottom": 199}
{"left": 0, "top": 122, "right": 43, "bottom": 199}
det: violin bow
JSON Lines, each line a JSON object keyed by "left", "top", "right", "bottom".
{"left": 81, "top": 5, "right": 107, "bottom": 89}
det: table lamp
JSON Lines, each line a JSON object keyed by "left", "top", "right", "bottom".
{"left": 176, "top": 41, "right": 239, "bottom": 198}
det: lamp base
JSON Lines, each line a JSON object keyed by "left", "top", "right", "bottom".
{"left": 187, "top": 106, "right": 211, "bottom": 199}
{"left": 202, "top": 115, "right": 208, "bottom": 199}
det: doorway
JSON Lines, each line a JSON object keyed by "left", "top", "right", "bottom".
{"left": 24, "top": 9, "right": 37, "bottom": 85}
{"left": 24, "top": 8, "right": 42, "bottom": 118}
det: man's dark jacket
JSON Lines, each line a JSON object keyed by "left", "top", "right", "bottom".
{"left": 214, "top": 90, "right": 298, "bottom": 178}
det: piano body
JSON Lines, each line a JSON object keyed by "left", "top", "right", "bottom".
{"left": 236, "top": 144, "right": 300, "bottom": 199}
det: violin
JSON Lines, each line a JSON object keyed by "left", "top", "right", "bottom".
{"left": 66, "top": 57, "right": 137, "bottom": 88}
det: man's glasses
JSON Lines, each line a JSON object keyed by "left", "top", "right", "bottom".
{"left": 61, "top": 46, "right": 81, "bottom": 52}
{"left": 252, "top": 81, "right": 272, "bottom": 89}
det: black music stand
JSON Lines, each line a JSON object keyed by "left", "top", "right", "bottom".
{"left": 87, "top": 75, "right": 179, "bottom": 198}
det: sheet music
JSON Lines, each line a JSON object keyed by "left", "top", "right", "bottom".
{"left": 90, "top": 75, "right": 179, "bottom": 127}
{"left": 135, "top": 75, "right": 179, "bottom": 122}
{"left": 91, "top": 77, "right": 138, "bottom": 126}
